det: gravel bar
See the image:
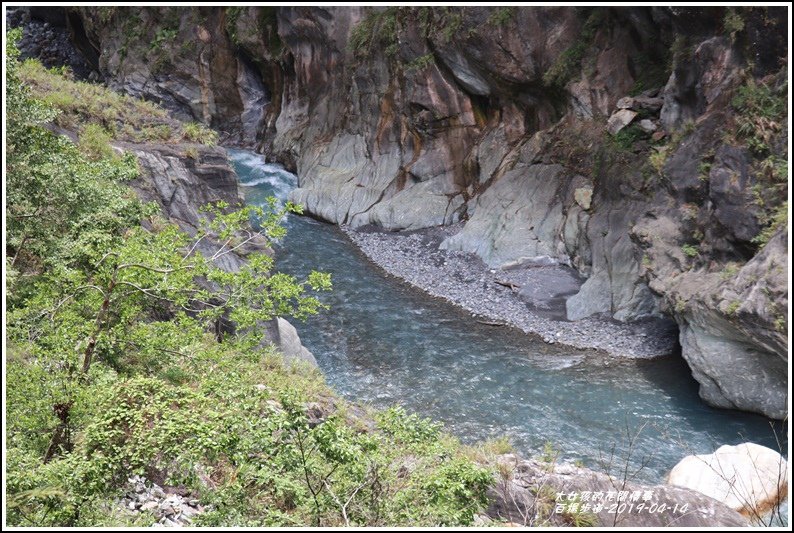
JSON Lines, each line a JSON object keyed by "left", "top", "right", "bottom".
{"left": 342, "top": 224, "right": 678, "bottom": 359}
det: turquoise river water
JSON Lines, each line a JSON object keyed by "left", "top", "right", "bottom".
{"left": 230, "top": 149, "right": 785, "bottom": 485}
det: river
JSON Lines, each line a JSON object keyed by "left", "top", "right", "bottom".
{"left": 230, "top": 148, "right": 784, "bottom": 485}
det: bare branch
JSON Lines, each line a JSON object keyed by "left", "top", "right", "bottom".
{"left": 117, "top": 263, "right": 194, "bottom": 274}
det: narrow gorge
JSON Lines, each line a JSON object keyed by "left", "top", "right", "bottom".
{"left": 55, "top": 5, "right": 788, "bottom": 419}
{"left": 5, "top": 4, "right": 789, "bottom": 528}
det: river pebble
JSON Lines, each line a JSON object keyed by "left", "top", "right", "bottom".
{"left": 342, "top": 224, "right": 677, "bottom": 359}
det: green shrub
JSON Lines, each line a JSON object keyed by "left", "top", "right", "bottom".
{"left": 182, "top": 121, "right": 218, "bottom": 145}
{"left": 225, "top": 6, "right": 245, "bottom": 45}
{"left": 681, "top": 243, "right": 699, "bottom": 258}
{"left": 184, "top": 146, "right": 199, "bottom": 159}
{"left": 731, "top": 76, "right": 786, "bottom": 155}
{"left": 79, "top": 123, "right": 115, "bottom": 160}
{"left": 698, "top": 160, "right": 712, "bottom": 181}
{"left": 752, "top": 202, "right": 787, "bottom": 247}
{"left": 543, "top": 9, "right": 604, "bottom": 87}
{"left": 150, "top": 27, "right": 178, "bottom": 53}
{"left": 487, "top": 7, "right": 514, "bottom": 26}
{"left": 723, "top": 8, "right": 745, "bottom": 42}
{"left": 720, "top": 262, "right": 740, "bottom": 280}
{"left": 17, "top": 58, "right": 188, "bottom": 143}
{"left": 348, "top": 8, "right": 400, "bottom": 58}
{"left": 405, "top": 53, "right": 435, "bottom": 72}
{"left": 648, "top": 147, "right": 669, "bottom": 174}
{"left": 611, "top": 124, "right": 645, "bottom": 151}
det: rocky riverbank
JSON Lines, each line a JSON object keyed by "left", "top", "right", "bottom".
{"left": 34, "top": 4, "right": 786, "bottom": 419}
{"left": 343, "top": 224, "right": 678, "bottom": 359}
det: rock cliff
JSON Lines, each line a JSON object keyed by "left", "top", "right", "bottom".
{"left": 41, "top": 6, "right": 788, "bottom": 419}
{"left": 124, "top": 141, "right": 318, "bottom": 366}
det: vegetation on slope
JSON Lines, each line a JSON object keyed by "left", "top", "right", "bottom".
{"left": 4, "top": 30, "right": 493, "bottom": 527}
{"left": 17, "top": 57, "right": 217, "bottom": 145}
{"left": 729, "top": 72, "right": 789, "bottom": 247}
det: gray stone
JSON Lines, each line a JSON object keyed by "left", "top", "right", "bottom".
{"left": 180, "top": 506, "right": 199, "bottom": 518}
{"left": 708, "top": 145, "right": 762, "bottom": 243}
{"left": 633, "top": 95, "right": 664, "bottom": 112}
{"left": 269, "top": 317, "right": 318, "bottom": 367}
{"left": 159, "top": 503, "right": 176, "bottom": 517}
{"left": 304, "top": 401, "right": 328, "bottom": 427}
{"left": 441, "top": 158, "right": 567, "bottom": 268}
{"left": 434, "top": 46, "right": 492, "bottom": 96}
{"left": 607, "top": 109, "right": 638, "bottom": 135}
{"left": 677, "top": 308, "right": 787, "bottom": 419}
{"left": 500, "top": 256, "right": 559, "bottom": 270}
{"left": 141, "top": 501, "right": 160, "bottom": 512}
{"left": 616, "top": 96, "right": 635, "bottom": 109}
{"left": 638, "top": 118, "right": 657, "bottom": 133}
{"left": 660, "top": 36, "right": 740, "bottom": 131}
{"left": 516, "top": 267, "right": 582, "bottom": 315}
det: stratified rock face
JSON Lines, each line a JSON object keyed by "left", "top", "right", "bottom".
{"left": 667, "top": 443, "right": 788, "bottom": 518}
{"left": 72, "top": 7, "right": 269, "bottom": 146}
{"left": 122, "top": 141, "right": 316, "bottom": 365}
{"left": 126, "top": 143, "right": 242, "bottom": 233}
{"left": 66, "top": 6, "right": 788, "bottom": 418}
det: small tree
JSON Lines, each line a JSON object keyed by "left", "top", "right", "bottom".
{"left": 6, "top": 30, "right": 331, "bottom": 464}
{"left": 10, "top": 200, "right": 332, "bottom": 379}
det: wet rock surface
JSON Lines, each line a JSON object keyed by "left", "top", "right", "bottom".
{"left": 344, "top": 224, "right": 678, "bottom": 359}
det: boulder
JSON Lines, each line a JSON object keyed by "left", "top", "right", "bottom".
{"left": 638, "top": 119, "right": 657, "bottom": 133}
{"left": 607, "top": 109, "right": 638, "bottom": 135}
{"left": 633, "top": 95, "right": 664, "bottom": 112}
{"left": 676, "top": 307, "right": 787, "bottom": 419}
{"left": 574, "top": 187, "right": 593, "bottom": 210}
{"left": 616, "top": 96, "right": 635, "bottom": 109}
{"left": 486, "top": 455, "right": 749, "bottom": 527}
{"left": 270, "top": 317, "right": 318, "bottom": 367}
{"left": 667, "top": 443, "right": 788, "bottom": 517}
{"left": 440, "top": 148, "right": 567, "bottom": 268}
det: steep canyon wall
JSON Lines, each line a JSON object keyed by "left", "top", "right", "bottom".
{"left": 29, "top": 6, "right": 788, "bottom": 418}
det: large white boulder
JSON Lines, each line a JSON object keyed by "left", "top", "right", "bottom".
{"left": 667, "top": 443, "right": 788, "bottom": 517}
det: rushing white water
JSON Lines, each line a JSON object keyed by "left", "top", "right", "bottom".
{"left": 230, "top": 148, "right": 786, "bottom": 486}
{"left": 233, "top": 150, "right": 297, "bottom": 201}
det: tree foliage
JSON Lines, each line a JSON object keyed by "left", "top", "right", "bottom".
{"left": 5, "top": 30, "right": 493, "bottom": 527}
